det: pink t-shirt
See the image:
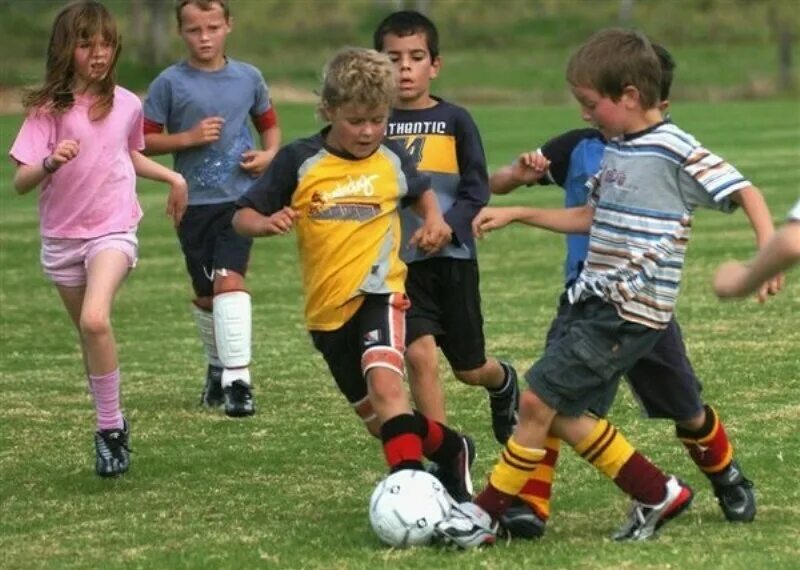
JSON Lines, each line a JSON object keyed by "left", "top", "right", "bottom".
{"left": 9, "top": 86, "right": 145, "bottom": 239}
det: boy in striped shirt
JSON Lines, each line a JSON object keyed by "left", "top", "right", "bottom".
{"left": 436, "top": 28, "right": 777, "bottom": 547}
{"left": 486, "top": 44, "right": 774, "bottom": 537}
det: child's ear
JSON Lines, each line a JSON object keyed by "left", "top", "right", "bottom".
{"left": 621, "top": 85, "right": 641, "bottom": 108}
{"left": 430, "top": 55, "right": 442, "bottom": 79}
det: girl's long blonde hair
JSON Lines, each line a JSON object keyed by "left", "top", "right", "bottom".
{"left": 23, "top": 1, "right": 121, "bottom": 120}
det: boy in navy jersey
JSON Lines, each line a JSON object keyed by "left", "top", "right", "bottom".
{"left": 374, "top": 11, "right": 520, "bottom": 462}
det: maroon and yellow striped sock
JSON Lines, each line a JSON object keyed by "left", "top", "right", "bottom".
{"left": 574, "top": 418, "right": 668, "bottom": 505}
{"left": 676, "top": 405, "right": 734, "bottom": 475}
{"left": 518, "top": 434, "right": 561, "bottom": 520}
{"left": 476, "top": 437, "right": 545, "bottom": 519}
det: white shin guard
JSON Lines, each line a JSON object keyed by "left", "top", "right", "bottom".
{"left": 213, "top": 291, "right": 252, "bottom": 387}
{"left": 191, "top": 304, "right": 222, "bottom": 367}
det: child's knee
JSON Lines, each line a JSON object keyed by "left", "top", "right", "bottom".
{"left": 79, "top": 310, "right": 111, "bottom": 338}
{"left": 213, "top": 268, "right": 246, "bottom": 294}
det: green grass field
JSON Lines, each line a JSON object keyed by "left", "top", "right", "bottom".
{"left": 1, "top": 101, "right": 799, "bottom": 569}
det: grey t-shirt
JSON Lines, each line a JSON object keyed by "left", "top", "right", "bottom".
{"left": 144, "top": 58, "right": 272, "bottom": 205}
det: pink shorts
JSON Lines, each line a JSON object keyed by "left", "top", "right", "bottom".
{"left": 40, "top": 231, "right": 138, "bottom": 287}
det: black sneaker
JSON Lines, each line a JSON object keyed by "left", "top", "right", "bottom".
{"left": 709, "top": 460, "right": 756, "bottom": 522}
{"left": 489, "top": 362, "right": 520, "bottom": 444}
{"left": 223, "top": 380, "right": 255, "bottom": 417}
{"left": 94, "top": 417, "right": 131, "bottom": 477}
{"left": 499, "top": 497, "right": 547, "bottom": 539}
{"left": 200, "top": 365, "right": 224, "bottom": 407}
{"left": 437, "top": 435, "right": 476, "bottom": 503}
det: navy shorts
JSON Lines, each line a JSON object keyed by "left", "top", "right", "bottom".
{"left": 405, "top": 258, "right": 486, "bottom": 371}
{"left": 177, "top": 202, "right": 253, "bottom": 297}
{"left": 310, "top": 294, "right": 409, "bottom": 405}
{"left": 543, "top": 293, "right": 704, "bottom": 420}
{"left": 527, "top": 297, "right": 663, "bottom": 417}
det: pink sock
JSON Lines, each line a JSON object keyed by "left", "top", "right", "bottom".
{"left": 90, "top": 368, "right": 123, "bottom": 431}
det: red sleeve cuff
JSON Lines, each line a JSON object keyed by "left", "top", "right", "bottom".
{"left": 252, "top": 107, "right": 278, "bottom": 132}
{"left": 143, "top": 118, "right": 164, "bottom": 135}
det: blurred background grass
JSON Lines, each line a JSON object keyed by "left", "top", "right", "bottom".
{"left": 1, "top": 0, "right": 798, "bottom": 107}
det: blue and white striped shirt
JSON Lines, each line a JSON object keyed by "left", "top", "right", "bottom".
{"left": 569, "top": 121, "right": 746, "bottom": 328}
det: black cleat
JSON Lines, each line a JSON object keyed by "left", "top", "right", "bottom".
{"left": 200, "top": 365, "right": 224, "bottom": 407}
{"left": 436, "top": 435, "right": 476, "bottom": 503}
{"left": 709, "top": 460, "right": 756, "bottom": 522}
{"left": 499, "top": 498, "right": 547, "bottom": 539}
{"left": 223, "top": 380, "right": 255, "bottom": 417}
{"left": 94, "top": 418, "right": 131, "bottom": 477}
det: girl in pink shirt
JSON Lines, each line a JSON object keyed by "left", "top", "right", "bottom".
{"left": 9, "top": 1, "right": 188, "bottom": 477}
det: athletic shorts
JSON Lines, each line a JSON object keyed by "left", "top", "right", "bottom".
{"left": 526, "top": 296, "right": 662, "bottom": 417}
{"left": 177, "top": 202, "right": 252, "bottom": 297}
{"left": 405, "top": 258, "right": 486, "bottom": 371}
{"left": 310, "top": 293, "right": 409, "bottom": 405}
{"left": 41, "top": 231, "right": 138, "bottom": 287}
{"left": 544, "top": 293, "right": 704, "bottom": 420}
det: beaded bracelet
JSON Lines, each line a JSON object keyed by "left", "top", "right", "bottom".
{"left": 42, "top": 156, "right": 58, "bottom": 174}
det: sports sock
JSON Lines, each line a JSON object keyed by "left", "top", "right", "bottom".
{"left": 381, "top": 413, "right": 424, "bottom": 472}
{"left": 477, "top": 437, "right": 545, "bottom": 519}
{"left": 413, "top": 410, "right": 462, "bottom": 464}
{"left": 676, "top": 405, "right": 734, "bottom": 475}
{"left": 90, "top": 368, "right": 123, "bottom": 431}
{"left": 573, "top": 418, "right": 669, "bottom": 505}
{"left": 518, "top": 434, "right": 561, "bottom": 520}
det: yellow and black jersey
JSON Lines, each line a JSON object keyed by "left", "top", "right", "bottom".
{"left": 238, "top": 128, "right": 430, "bottom": 331}
{"left": 386, "top": 97, "right": 489, "bottom": 262}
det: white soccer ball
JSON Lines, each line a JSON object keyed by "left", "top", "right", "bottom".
{"left": 369, "top": 469, "right": 452, "bottom": 548}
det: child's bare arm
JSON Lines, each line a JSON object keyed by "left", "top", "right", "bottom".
{"left": 473, "top": 204, "right": 593, "bottom": 238}
{"left": 714, "top": 221, "right": 800, "bottom": 299}
{"left": 240, "top": 124, "right": 282, "bottom": 178}
{"left": 143, "top": 116, "right": 225, "bottom": 156}
{"left": 489, "top": 151, "right": 550, "bottom": 195}
{"left": 731, "top": 185, "right": 785, "bottom": 301}
{"left": 233, "top": 206, "right": 297, "bottom": 238}
{"left": 13, "top": 139, "right": 79, "bottom": 194}
{"left": 130, "top": 150, "right": 188, "bottom": 226}
{"left": 409, "top": 189, "right": 451, "bottom": 254}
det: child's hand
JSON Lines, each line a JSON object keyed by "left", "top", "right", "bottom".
{"left": 239, "top": 149, "right": 276, "bottom": 178}
{"left": 187, "top": 116, "right": 224, "bottom": 146}
{"left": 511, "top": 151, "right": 550, "bottom": 185}
{"left": 47, "top": 139, "right": 80, "bottom": 171}
{"left": 262, "top": 207, "right": 298, "bottom": 236}
{"left": 410, "top": 217, "right": 452, "bottom": 254}
{"left": 473, "top": 207, "right": 515, "bottom": 238}
{"left": 754, "top": 272, "right": 784, "bottom": 303}
{"left": 712, "top": 261, "right": 749, "bottom": 298}
{"left": 165, "top": 174, "right": 188, "bottom": 227}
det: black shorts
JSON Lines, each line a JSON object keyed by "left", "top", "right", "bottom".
{"left": 625, "top": 318, "right": 704, "bottom": 421}
{"left": 310, "top": 294, "right": 409, "bottom": 405}
{"left": 405, "top": 258, "right": 486, "bottom": 371}
{"left": 542, "top": 293, "right": 704, "bottom": 420}
{"left": 527, "top": 297, "right": 662, "bottom": 417}
{"left": 177, "top": 202, "right": 253, "bottom": 297}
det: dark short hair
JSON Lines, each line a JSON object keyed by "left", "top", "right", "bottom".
{"left": 652, "top": 43, "right": 676, "bottom": 101}
{"left": 567, "top": 28, "right": 661, "bottom": 109}
{"left": 175, "top": 0, "right": 230, "bottom": 28}
{"left": 373, "top": 10, "right": 439, "bottom": 60}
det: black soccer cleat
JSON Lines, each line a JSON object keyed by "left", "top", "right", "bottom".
{"left": 200, "top": 364, "right": 224, "bottom": 407}
{"left": 709, "top": 460, "right": 756, "bottom": 522}
{"left": 499, "top": 497, "right": 547, "bottom": 539}
{"left": 223, "top": 379, "right": 255, "bottom": 418}
{"left": 436, "top": 435, "right": 476, "bottom": 503}
{"left": 94, "top": 417, "right": 131, "bottom": 477}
